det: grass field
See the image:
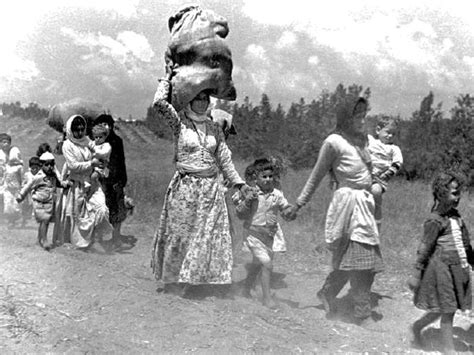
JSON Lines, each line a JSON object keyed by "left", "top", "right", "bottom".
{"left": 2, "top": 114, "right": 474, "bottom": 274}
{"left": 2, "top": 115, "right": 474, "bottom": 353}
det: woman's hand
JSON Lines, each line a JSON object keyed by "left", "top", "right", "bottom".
{"left": 407, "top": 269, "right": 422, "bottom": 291}
{"left": 91, "top": 158, "right": 104, "bottom": 169}
{"left": 282, "top": 204, "right": 299, "bottom": 221}
{"left": 239, "top": 184, "right": 257, "bottom": 201}
{"left": 153, "top": 78, "right": 171, "bottom": 105}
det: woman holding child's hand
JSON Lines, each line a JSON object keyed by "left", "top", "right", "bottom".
{"left": 151, "top": 78, "right": 251, "bottom": 296}
{"left": 290, "top": 96, "right": 383, "bottom": 325}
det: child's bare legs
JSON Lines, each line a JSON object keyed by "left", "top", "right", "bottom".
{"left": 261, "top": 263, "right": 276, "bottom": 308}
{"left": 371, "top": 183, "right": 383, "bottom": 231}
{"left": 242, "top": 258, "right": 261, "bottom": 298}
{"left": 37, "top": 221, "right": 50, "bottom": 250}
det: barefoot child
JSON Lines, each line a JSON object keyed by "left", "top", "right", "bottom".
{"left": 408, "top": 171, "right": 474, "bottom": 354}
{"left": 0, "top": 133, "right": 24, "bottom": 228}
{"left": 20, "top": 157, "right": 42, "bottom": 227}
{"left": 16, "top": 152, "right": 70, "bottom": 250}
{"left": 367, "top": 116, "right": 403, "bottom": 230}
{"left": 233, "top": 158, "right": 291, "bottom": 308}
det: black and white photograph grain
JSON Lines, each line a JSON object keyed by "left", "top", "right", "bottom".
{"left": 1, "top": 0, "right": 474, "bottom": 353}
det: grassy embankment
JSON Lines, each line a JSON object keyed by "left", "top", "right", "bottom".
{"left": 3, "top": 115, "right": 473, "bottom": 275}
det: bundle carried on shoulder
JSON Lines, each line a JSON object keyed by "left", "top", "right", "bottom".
{"left": 47, "top": 98, "right": 108, "bottom": 133}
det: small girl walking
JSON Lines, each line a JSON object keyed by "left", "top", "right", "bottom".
{"left": 408, "top": 171, "right": 474, "bottom": 354}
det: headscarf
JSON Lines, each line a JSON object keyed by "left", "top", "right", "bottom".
{"left": 39, "top": 152, "right": 55, "bottom": 161}
{"left": 334, "top": 97, "right": 368, "bottom": 147}
{"left": 65, "top": 115, "right": 90, "bottom": 147}
{"left": 333, "top": 96, "right": 371, "bottom": 170}
{"left": 184, "top": 104, "right": 209, "bottom": 123}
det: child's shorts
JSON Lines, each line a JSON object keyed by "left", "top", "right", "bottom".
{"left": 245, "top": 235, "right": 274, "bottom": 267}
{"left": 33, "top": 200, "right": 55, "bottom": 223}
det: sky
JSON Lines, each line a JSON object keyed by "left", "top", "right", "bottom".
{"left": 1, "top": 0, "right": 473, "bottom": 120}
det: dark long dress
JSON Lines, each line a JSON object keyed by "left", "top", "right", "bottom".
{"left": 101, "top": 130, "right": 128, "bottom": 226}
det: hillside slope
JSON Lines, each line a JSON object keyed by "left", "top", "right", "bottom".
{"left": 1, "top": 116, "right": 473, "bottom": 354}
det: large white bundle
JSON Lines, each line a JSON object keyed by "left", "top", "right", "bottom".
{"left": 163, "top": 5, "right": 236, "bottom": 111}
{"left": 47, "top": 98, "right": 107, "bottom": 133}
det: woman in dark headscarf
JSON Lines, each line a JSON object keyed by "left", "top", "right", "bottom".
{"left": 92, "top": 114, "right": 128, "bottom": 247}
{"left": 286, "top": 97, "right": 383, "bottom": 325}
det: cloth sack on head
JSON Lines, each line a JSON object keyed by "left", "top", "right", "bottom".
{"left": 164, "top": 5, "right": 236, "bottom": 111}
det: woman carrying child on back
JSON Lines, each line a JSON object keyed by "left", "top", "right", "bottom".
{"left": 233, "top": 158, "right": 291, "bottom": 308}
{"left": 285, "top": 96, "right": 382, "bottom": 325}
{"left": 407, "top": 171, "right": 474, "bottom": 354}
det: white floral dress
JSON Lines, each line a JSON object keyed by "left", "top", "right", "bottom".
{"left": 151, "top": 101, "right": 244, "bottom": 285}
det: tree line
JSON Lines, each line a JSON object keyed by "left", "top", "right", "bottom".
{"left": 3, "top": 84, "right": 473, "bottom": 185}
{"left": 1, "top": 101, "right": 49, "bottom": 120}
{"left": 145, "top": 84, "right": 474, "bottom": 184}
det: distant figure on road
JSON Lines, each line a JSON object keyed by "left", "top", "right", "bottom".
{"left": 0, "top": 133, "right": 24, "bottom": 229}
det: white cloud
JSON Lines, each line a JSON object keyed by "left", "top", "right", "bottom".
{"left": 308, "top": 56, "right": 319, "bottom": 66}
{"left": 462, "top": 56, "right": 474, "bottom": 75}
{"left": 275, "top": 31, "right": 297, "bottom": 50}
{"left": 61, "top": 28, "right": 154, "bottom": 65}
{"left": 117, "top": 31, "right": 154, "bottom": 62}
{"left": 245, "top": 44, "right": 268, "bottom": 62}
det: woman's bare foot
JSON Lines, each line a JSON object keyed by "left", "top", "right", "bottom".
{"left": 410, "top": 323, "right": 423, "bottom": 348}
{"left": 262, "top": 297, "right": 278, "bottom": 309}
{"left": 164, "top": 283, "right": 185, "bottom": 296}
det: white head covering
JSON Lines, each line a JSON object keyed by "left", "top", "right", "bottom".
{"left": 65, "top": 115, "right": 90, "bottom": 147}
{"left": 184, "top": 104, "right": 209, "bottom": 123}
{"left": 39, "top": 152, "right": 55, "bottom": 161}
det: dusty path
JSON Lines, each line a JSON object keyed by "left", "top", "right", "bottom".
{"left": 1, "top": 219, "right": 473, "bottom": 354}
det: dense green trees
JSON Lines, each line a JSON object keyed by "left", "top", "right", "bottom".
{"left": 144, "top": 85, "right": 474, "bottom": 184}
{"left": 1, "top": 102, "right": 49, "bottom": 119}
{"left": 4, "top": 87, "right": 474, "bottom": 185}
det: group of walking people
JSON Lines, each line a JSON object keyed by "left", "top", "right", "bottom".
{"left": 0, "top": 113, "right": 131, "bottom": 252}
{"left": 150, "top": 79, "right": 473, "bottom": 353}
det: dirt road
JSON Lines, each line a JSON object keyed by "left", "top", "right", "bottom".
{"left": 1, "top": 219, "right": 473, "bottom": 354}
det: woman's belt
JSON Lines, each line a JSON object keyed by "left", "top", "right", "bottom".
{"left": 176, "top": 162, "right": 218, "bottom": 178}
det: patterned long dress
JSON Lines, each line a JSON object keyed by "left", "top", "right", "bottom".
{"left": 151, "top": 101, "right": 244, "bottom": 285}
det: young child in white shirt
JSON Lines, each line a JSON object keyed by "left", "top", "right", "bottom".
{"left": 85, "top": 124, "right": 111, "bottom": 195}
{"left": 233, "top": 158, "right": 291, "bottom": 308}
{"left": 368, "top": 116, "right": 403, "bottom": 230}
{"left": 17, "top": 152, "right": 70, "bottom": 250}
